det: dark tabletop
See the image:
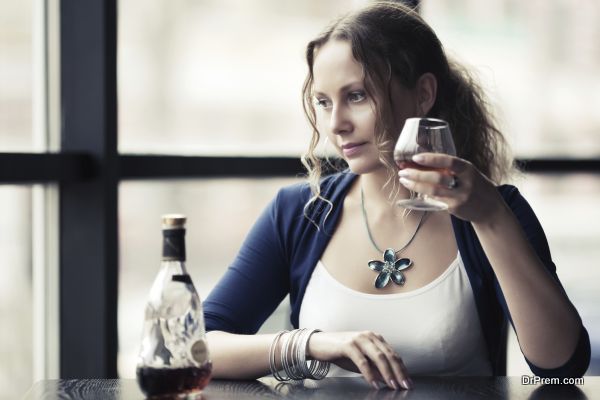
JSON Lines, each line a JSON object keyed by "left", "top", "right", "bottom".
{"left": 23, "top": 376, "right": 597, "bottom": 400}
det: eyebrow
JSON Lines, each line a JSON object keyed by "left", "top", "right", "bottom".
{"left": 313, "top": 81, "right": 364, "bottom": 97}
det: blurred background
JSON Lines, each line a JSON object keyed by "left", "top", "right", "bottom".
{"left": 1, "top": 0, "right": 599, "bottom": 398}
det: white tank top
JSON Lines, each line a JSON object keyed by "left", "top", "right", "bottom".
{"left": 299, "top": 253, "right": 493, "bottom": 376}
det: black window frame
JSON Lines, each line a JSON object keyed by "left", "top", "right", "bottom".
{"left": 0, "top": 0, "right": 598, "bottom": 378}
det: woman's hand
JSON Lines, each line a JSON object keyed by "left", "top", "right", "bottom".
{"left": 397, "top": 152, "right": 505, "bottom": 223}
{"left": 307, "top": 331, "right": 413, "bottom": 390}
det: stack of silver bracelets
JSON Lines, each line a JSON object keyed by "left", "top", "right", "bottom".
{"left": 268, "top": 328, "right": 330, "bottom": 381}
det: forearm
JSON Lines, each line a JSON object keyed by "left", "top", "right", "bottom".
{"left": 472, "top": 199, "right": 581, "bottom": 369}
{"left": 206, "top": 331, "right": 281, "bottom": 380}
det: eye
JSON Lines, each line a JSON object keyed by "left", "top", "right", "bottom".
{"left": 348, "top": 90, "right": 366, "bottom": 103}
{"left": 313, "top": 97, "right": 332, "bottom": 109}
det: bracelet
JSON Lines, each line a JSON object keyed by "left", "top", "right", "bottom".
{"left": 270, "top": 328, "right": 330, "bottom": 381}
{"left": 269, "top": 330, "right": 289, "bottom": 381}
{"left": 282, "top": 329, "right": 304, "bottom": 380}
{"left": 299, "top": 329, "right": 330, "bottom": 380}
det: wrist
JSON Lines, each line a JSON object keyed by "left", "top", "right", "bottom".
{"left": 472, "top": 192, "right": 511, "bottom": 230}
{"left": 306, "top": 331, "right": 323, "bottom": 360}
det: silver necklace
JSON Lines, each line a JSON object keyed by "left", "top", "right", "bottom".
{"left": 361, "top": 187, "right": 427, "bottom": 289}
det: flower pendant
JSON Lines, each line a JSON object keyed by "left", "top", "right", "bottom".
{"left": 367, "top": 248, "right": 413, "bottom": 289}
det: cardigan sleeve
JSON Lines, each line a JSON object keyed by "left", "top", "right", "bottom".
{"left": 203, "top": 189, "right": 290, "bottom": 334}
{"left": 493, "top": 186, "right": 590, "bottom": 377}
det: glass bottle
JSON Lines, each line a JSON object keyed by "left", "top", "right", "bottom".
{"left": 136, "top": 214, "right": 212, "bottom": 398}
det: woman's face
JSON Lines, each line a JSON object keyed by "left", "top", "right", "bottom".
{"left": 312, "top": 39, "right": 417, "bottom": 175}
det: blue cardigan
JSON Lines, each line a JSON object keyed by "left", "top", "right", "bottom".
{"left": 204, "top": 171, "right": 590, "bottom": 377}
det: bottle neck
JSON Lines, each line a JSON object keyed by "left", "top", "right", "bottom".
{"left": 160, "top": 259, "right": 189, "bottom": 276}
{"left": 162, "top": 227, "right": 186, "bottom": 262}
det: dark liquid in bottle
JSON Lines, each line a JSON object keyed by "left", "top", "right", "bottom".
{"left": 136, "top": 364, "right": 212, "bottom": 398}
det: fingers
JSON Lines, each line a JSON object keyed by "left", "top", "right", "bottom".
{"left": 371, "top": 340, "right": 412, "bottom": 390}
{"left": 344, "top": 332, "right": 412, "bottom": 391}
{"left": 360, "top": 338, "right": 398, "bottom": 389}
{"left": 398, "top": 157, "right": 471, "bottom": 200}
{"left": 412, "top": 152, "right": 467, "bottom": 172}
{"left": 344, "top": 342, "right": 381, "bottom": 389}
{"left": 398, "top": 168, "right": 456, "bottom": 189}
{"left": 397, "top": 154, "right": 503, "bottom": 222}
{"left": 399, "top": 175, "right": 464, "bottom": 199}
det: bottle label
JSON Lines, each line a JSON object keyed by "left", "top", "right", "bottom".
{"left": 190, "top": 339, "right": 208, "bottom": 364}
{"left": 171, "top": 274, "right": 192, "bottom": 284}
{"left": 162, "top": 228, "right": 186, "bottom": 261}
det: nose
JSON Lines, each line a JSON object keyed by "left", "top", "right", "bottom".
{"left": 330, "top": 104, "right": 352, "bottom": 135}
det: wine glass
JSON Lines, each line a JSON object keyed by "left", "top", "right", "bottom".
{"left": 393, "top": 118, "right": 457, "bottom": 211}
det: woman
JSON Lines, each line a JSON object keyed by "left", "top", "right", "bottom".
{"left": 203, "top": 1, "right": 590, "bottom": 390}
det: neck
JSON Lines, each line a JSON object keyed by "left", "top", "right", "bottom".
{"left": 359, "top": 168, "right": 411, "bottom": 216}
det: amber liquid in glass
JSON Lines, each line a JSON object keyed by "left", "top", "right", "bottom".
{"left": 396, "top": 160, "right": 449, "bottom": 173}
{"left": 136, "top": 363, "right": 212, "bottom": 398}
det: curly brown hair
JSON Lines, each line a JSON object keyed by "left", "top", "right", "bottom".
{"left": 301, "top": 1, "right": 512, "bottom": 219}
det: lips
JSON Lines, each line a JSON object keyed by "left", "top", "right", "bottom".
{"left": 341, "top": 142, "right": 366, "bottom": 150}
{"left": 341, "top": 142, "right": 367, "bottom": 157}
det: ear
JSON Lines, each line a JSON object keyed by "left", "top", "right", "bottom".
{"left": 415, "top": 73, "right": 437, "bottom": 116}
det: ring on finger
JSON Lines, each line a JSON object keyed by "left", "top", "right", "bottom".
{"left": 447, "top": 175, "right": 459, "bottom": 190}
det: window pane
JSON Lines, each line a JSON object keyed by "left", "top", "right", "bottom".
{"left": 0, "top": 186, "right": 33, "bottom": 399}
{"left": 422, "top": 1, "right": 600, "bottom": 158}
{"left": 117, "top": 0, "right": 369, "bottom": 155}
{"left": 118, "top": 178, "right": 300, "bottom": 377}
{"left": 0, "top": 1, "right": 33, "bottom": 151}
{"left": 507, "top": 173, "right": 600, "bottom": 375}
